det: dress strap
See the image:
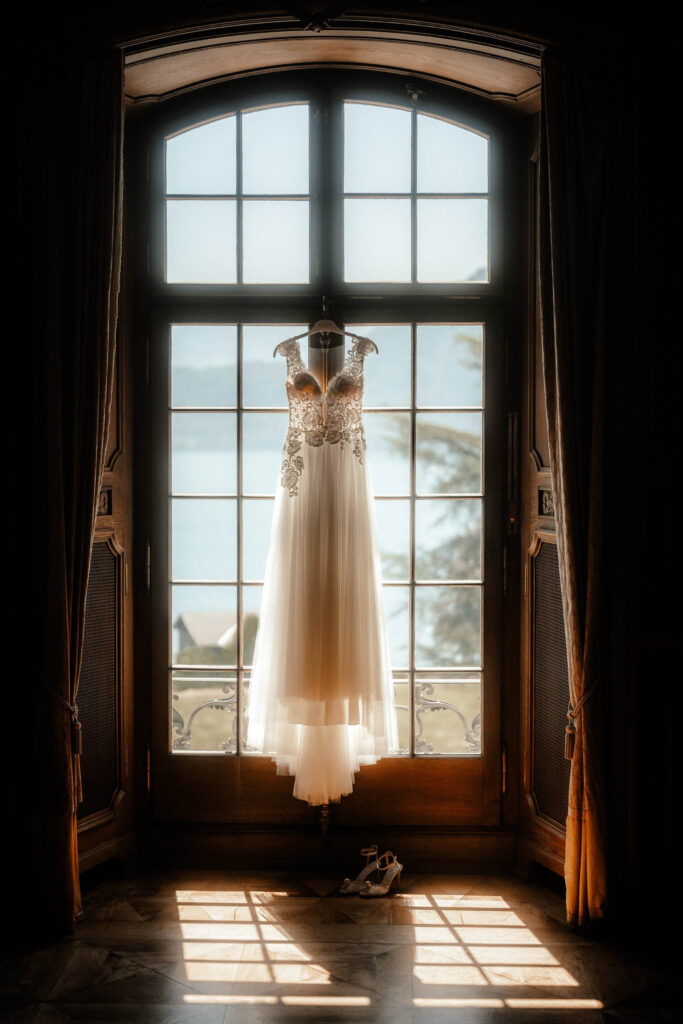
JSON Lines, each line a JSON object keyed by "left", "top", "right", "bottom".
{"left": 350, "top": 334, "right": 379, "bottom": 355}
{"left": 274, "top": 338, "right": 305, "bottom": 378}
{"left": 345, "top": 335, "right": 377, "bottom": 380}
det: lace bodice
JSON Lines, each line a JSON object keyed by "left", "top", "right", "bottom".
{"left": 275, "top": 336, "right": 376, "bottom": 495}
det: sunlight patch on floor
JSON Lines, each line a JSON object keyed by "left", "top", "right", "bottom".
{"left": 174, "top": 887, "right": 604, "bottom": 1011}
{"left": 183, "top": 993, "right": 372, "bottom": 1006}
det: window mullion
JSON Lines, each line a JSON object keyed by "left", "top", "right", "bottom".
{"left": 236, "top": 322, "right": 244, "bottom": 752}
{"left": 411, "top": 107, "right": 417, "bottom": 286}
{"left": 409, "top": 320, "right": 417, "bottom": 755}
{"left": 236, "top": 111, "right": 243, "bottom": 286}
{"left": 327, "top": 88, "right": 344, "bottom": 293}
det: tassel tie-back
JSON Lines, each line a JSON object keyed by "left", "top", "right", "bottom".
{"left": 40, "top": 670, "right": 83, "bottom": 809}
{"left": 565, "top": 675, "right": 600, "bottom": 760}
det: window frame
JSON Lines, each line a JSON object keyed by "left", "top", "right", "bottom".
{"left": 131, "top": 67, "right": 523, "bottom": 828}
{"left": 147, "top": 69, "right": 508, "bottom": 300}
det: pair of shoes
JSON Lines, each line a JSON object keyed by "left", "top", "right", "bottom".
{"left": 339, "top": 845, "right": 380, "bottom": 894}
{"left": 359, "top": 850, "right": 403, "bottom": 898}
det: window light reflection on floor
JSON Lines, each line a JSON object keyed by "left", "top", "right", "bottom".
{"left": 174, "top": 886, "right": 604, "bottom": 1012}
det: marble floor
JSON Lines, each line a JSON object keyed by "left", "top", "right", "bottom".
{"left": 1, "top": 866, "right": 679, "bottom": 1023}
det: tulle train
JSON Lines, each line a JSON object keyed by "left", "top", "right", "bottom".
{"left": 246, "top": 440, "right": 398, "bottom": 804}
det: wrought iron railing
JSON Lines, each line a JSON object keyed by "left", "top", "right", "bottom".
{"left": 172, "top": 678, "right": 480, "bottom": 755}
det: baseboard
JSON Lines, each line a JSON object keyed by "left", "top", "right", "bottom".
{"left": 139, "top": 823, "right": 516, "bottom": 873}
{"left": 515, "top": 834, "right": 565, "bottom": 880}
{"left": 78, "top": 831, "right": 136, "bottom": 874}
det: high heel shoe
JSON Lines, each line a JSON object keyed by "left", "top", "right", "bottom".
{"left": 359, "top": 851, "right": 403, "bottom": 897}
{"left": 339, "top": 845, "right": 380, "bottom": 894}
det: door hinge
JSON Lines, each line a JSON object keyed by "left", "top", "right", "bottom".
{"left": 145, "top": 539, "right": 151, "bottom": 591}
{"left": 501, "top": 742, "right": 507, "bottom": 797}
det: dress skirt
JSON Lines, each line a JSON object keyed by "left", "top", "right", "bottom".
{"left": 245, "top": 439, "right": 398, "bottom": 805}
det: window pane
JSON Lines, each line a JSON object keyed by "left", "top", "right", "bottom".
{"left": 383, "top": 586, "right": 410, "bottom": 667}
{"left": 243, "top": 324, "right": 306, "bottom": 407}
{"left": 393, "top": 674, "right": 411, "bottom": 754}
{"left": 364, "top": 412, "right": 410, "bottom": 495}
{"left": 417, "top": 325, "right": 483, "bottom": 408}
{"left": 243, "top": 412, "right": 288, "bottom": 494}
{"left": 166, "top": 117, "right": 236, "bottom": 195}
{"left": 344, "top": 102, "right": 409, "bottom": 193}
{"left": 344, "top": 198, "right": 411, "bottom": 282}
{"left": 417, "top": 115, "right": 487, "bottom": 193}
{"left": 415, "top": 586, "right": 481, "bottom": 667}
{"left": 415, "top": 499, "right": 482, "bottom": 581}
{"left": 171, "top": 325, "right": 237, "bottom": 407}
{"left": 166, "top": 200, "right": 237, "bottom": 283}
{"left": 171, "top": 670, "right": 238, "bottom": 753}
{"left": 242, "top": 104, "right": 309, "bottom": 195}
{"left": 243, "top": 200, "right": 309, "bottom": 283}
{"left": 416, "top": 412, "right": 482, "bottom": 494}
{"left": 243, "top": 499, "right": 275, "bottom": 581}
{"left": 344, "top": 102, "right": 411, "bottom": 193}
{"left": 242, "top": 672, "right": 254, "bottom": 752}
{"left": 417, "top": 199, "right": 488, "bottom": 283}
{"left": 348, "top": 324, "right": 411, "bottom": 407}
{"left": 171, "top": 412, "right": 237, "bottom": 494}
{"left": 243, "top": 585, "right": 263, "bottom": 665}
{"left": 172, "top": 498, "right": 237, "bottom": 580}
{"left": 374, "top": 500, "right": 410, "bottom": 581}
{"left": 414, "top": 676, "right": 482, "bottom": 755}
{"left": 172, "top": 584, "right": 237, "bottom": 665}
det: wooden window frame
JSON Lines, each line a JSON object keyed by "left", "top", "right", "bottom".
{"left": 128, "top": 67, "right": 525, "bottom": 835}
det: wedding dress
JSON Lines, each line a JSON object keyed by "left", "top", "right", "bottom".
{"left": 245, "top": 334, "right": 398, "bottom": 805}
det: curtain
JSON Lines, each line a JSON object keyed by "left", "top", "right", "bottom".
{"left": 538, "top": 52, "right": 609, "bottom": 925}
{"left": 22, "top": 49, "right": 124, "bottom": 937}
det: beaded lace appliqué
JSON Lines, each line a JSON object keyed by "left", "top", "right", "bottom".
{"left": 276, "top": 337, "right": 374, "bottom": 496}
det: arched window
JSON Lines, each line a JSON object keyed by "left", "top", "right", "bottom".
{"left": 134, "top": 69, "right": 520, "bottom": 825}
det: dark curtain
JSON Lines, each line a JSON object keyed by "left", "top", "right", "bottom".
{"left": 538, "top": 52, "right": 609, "bottom": 924}
{"left": 18, "top": 49, "right": 124, "bottom": 937}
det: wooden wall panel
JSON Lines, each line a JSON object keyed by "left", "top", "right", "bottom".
{"left": 77, "top": 316, "right": 135, "bottom": 873}
{"left": 517, "top": 127, "right": 567, "bottom": 880}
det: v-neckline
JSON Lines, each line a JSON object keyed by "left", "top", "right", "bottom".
{"left": 294, "top": 339, "right": 353, "bottom": 397}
